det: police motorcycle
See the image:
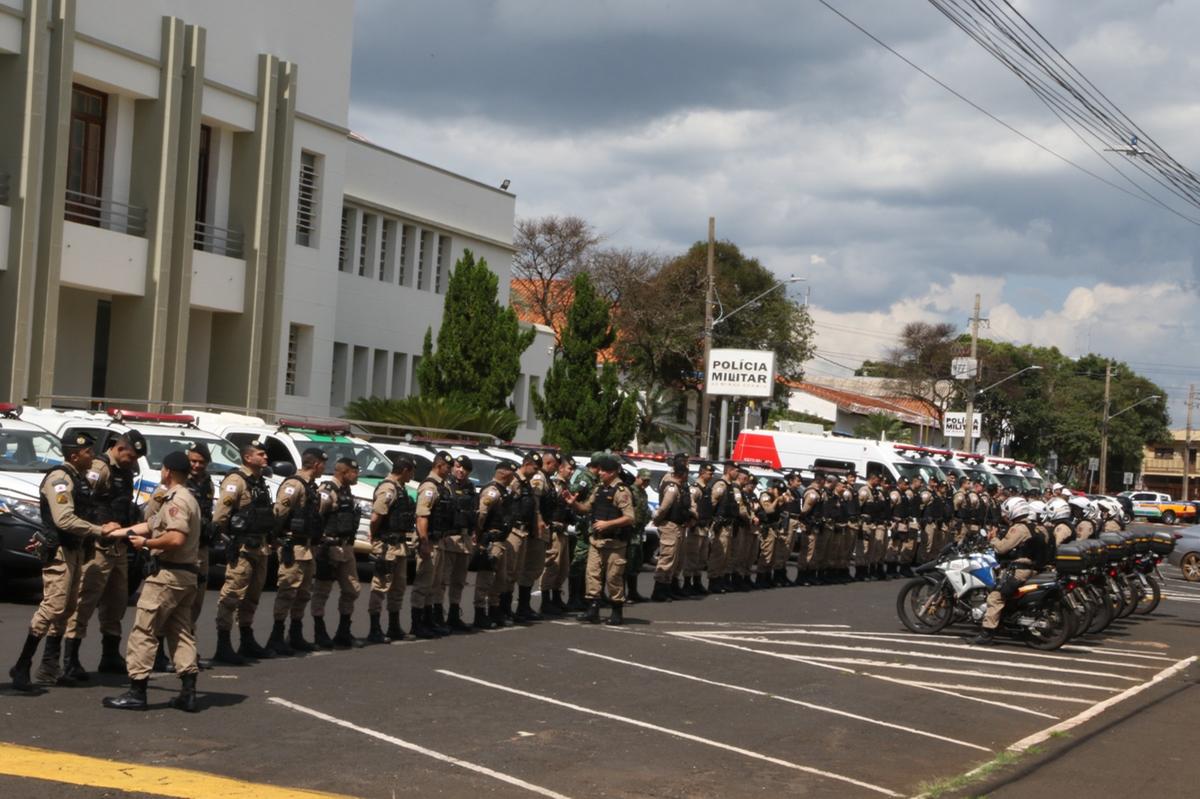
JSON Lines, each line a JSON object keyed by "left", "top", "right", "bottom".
{"left": 1128, "top": 529, "right": 1174, "bottom": 615}
{"left": 896, "top": 497, "right": 1072, "bottom": 650}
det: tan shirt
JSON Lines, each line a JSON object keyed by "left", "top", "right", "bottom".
{"left": 416, "top": 472, "right": 448, "bottom": 518}
{"left": 148, "top": 487, "right": 201, "bottom": 567}
{"left": 994, "top": 522, "right": 1033, "bottom": 565}
{"left": 654, "top": 473, "right": 696, "bottom": 526}
{"left": 41, "top": 463, "right": 104, "bottom": 538}
{"left": 477, "top": 482, "right": 507, "bottom": 534}
{"left": 213, "top": 468, "right": 271, "bottom": 555}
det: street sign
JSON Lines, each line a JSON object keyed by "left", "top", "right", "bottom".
{"left": 1088, "top": 457, "right": 1099, "bottom": 471}
{"left": 951, "top": 357, "right": 978, "bottom": 381}
{"left": 707, "top": 349, "right": 776, "bottom": 398}
{"left": 942, "top": 412, "right": 981, "bottom": 438}
{"left": 1123, "top": 471, "right": 1133, "bottom": 485}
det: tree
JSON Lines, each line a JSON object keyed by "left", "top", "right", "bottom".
{"left": 344, "top": 395, "right": 520, "bottom": 440}
{"left": 512, "top": 215, "right": 602, "bottom": 344}
{"left": 631, "top": 385, "right": 694, "bottom": 452}
{"left": 853, "top": 413, "right": 912, "bottom": 442}
{"left": 866, "top": 321, "right": 964, "bottom": 413}
{"left": 532, "top": 272, "right": 637, "bottom": 451}
{"left": 417, "top": 249, "right": 535, "bottom": 411}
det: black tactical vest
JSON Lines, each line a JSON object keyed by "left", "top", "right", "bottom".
{"left": 696, "top": 480, "right": 715, "bottom": 524}
{"left": 327, "top": 481, "right": 359, "bottom": 540}
{"left": 452, "top": 477, "right": 479, "bottom": 530}
{"left": 481, "top": 480, "right": 515, "bottom": 532}
{"left": 187, "top": 474, "right": 215, "bottom": 546}
{"left": 93, "top": 453, "right": 138, "bottom": 526}
{"left": 511, "top": 474, "right": 539, "bottom": 531}
{"left": 39, "top": 466, "right": 95, "bottom": 546}
{"left": 233, "top": 470, "right": 277, "bottom": 537}
{"left": 712, "top": 479, "right": 737, "bottom": 520}
{"left": 661, "top": 476, "right": 693, "bottom": 524}
{"left": 380, "top": 479, "right": 416, "bottom": 539}
{"left": 592, "top": 481, "right": 624, "bottom": 524}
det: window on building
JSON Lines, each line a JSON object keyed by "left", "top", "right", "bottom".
{"left": 410, "top": 356, "right": 422, "bottom": 396}
{"left": 295, "top": 151, "right": 319, "bottom": 247}
{"left": 358, "top": 213, "right": 371, "bottom": 277}
{"left": 351, "top": 345, "right": 369, "bottom": 401}
{"left": 338, "top": 206, "right": 352, "bottom": 272}
{"left": 527, "top": 376, "right": 540, "bottom": 427}
{"left": 331, "top": 342, "right": 349, "bottom": 407}
{"left": 416, "top": 231, "right": 426, "bottom": 290}
{"left": 284, "top": 323, "right": 313, "bottom": 397}
{"left": 195, "top": 124, "right": 212, "bottom": 229}
{"left": 391, "top": 353, "right": 408, "bottom": 397}
{"left": 66, "top": 85, "right": 108, "bottom": 226}
{"left": 398, "top": 225, "right": 409, "bottom": 286}
{"left": 378, "top": 220, "right": 390, "bottom": 281}
{"left": 1154, "top": 448, "right": 1175, "bottom": 460}
{"left": 372, "top": 349, "right": 388, "bottom": 397}
{"left": 434, "top": 235, "right": 450, "bottom": 293}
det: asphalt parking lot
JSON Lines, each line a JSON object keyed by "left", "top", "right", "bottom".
{"left": 2, "top": 524, "right": 1198, "bottom": 799}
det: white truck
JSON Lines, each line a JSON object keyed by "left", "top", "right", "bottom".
{"left": 731, "top": 429, "right": 947, "bottom": 483}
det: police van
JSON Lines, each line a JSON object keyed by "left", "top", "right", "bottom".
{"left": 732, "top": 429, "right": 947, "bottom": 483}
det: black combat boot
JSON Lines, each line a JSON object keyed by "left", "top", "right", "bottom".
{"left": 211, "top": 629, "right": 247, "bottom": 665}
{"left": 411, "top": 607, "right": 435, "bottom": 639}
{"left": 62, "top": 637, "right": 87, "bottom": 683}
{"left": 333, "top": 614, "right": 366, "bottom": 648}
{"left": 552, "top": 589, "right": 568, "bottom": 612}
{"left": 168, "top": 673, "right": 198, "bottom": 713}
{"left": 474, "top": 605, "right": 495, "bottom": 630}
{"left": 153, "top": 638, "right": 174, "bottom": 672}
{"left": 566, "top": 575, "right": 586, "bottom": 612}
{"left": 386, "top": 611, "right": 406, "bottom": 641}
{"left": 311, "top": 617, "right": 335, "bottom": 650}
{"left": 289, "top": 619, "right": 318, "bottom": 652}
{"left": 266, "top": 620, "right": 293, "bottom": 657}
{"left": 972, "top": 629, "right": 996, "bottom": 646}
{"left": 500, "top": 592, "right": 516, "bottom": 623}
{"left": 605, "top": 603, "right": 624, "bottom": 626}
{"left": 626, "top": 575, "right": 646, "bottom": 603}
{"left": 446, "top": 604, "right": 471, "bottom": 632}
{"left": 578, "top": 599, "right": 601, "bottom": 624}
{"left": 239, "top": 626, "right": 275, "bottom": 660}
{"left": 367, "top": 613, "right": 388, "bottom": 644}
{"left": 692, "top": 576, "right": 709, "bottom": 596}
{"left": 9, "top": 632, "right": 44, "bottom": 693}
{"left": 541, "top": 589, "right": 564, "bottom": 615}
{"left": 515, "top": 587, "right": 542, "bottom": 623}
{"left": 102, "top": 678, "right": 148, "bottom": 710}
{"left": 489, "top": 604, "right": 509, "bottom": 628}
{"left": 679, "top": 576, "right": 696, "bottom": 597}
{"left": 97, "top": 635, "right": 126, "bottom": 675}
{"left": 669, "top": 577, "right": 688, "bottom": 599}
{"left": 650, "top": 581, "right": 671, "bottom": 602}
{"left": 34, "top": 635, "right": 64, "bottom": 685}
{"left": 426, "top": 606, "right": 448, "bottom": 636}
{"left": 900, "top": 563, "right": 915, "bottom": 578}
{"left": 707, "top": 575, "right": 726, "bottom": 594}
{"left": 755, "top": 572, "right": 771, "bottom": 589}
{"left": 853, "top": 566, "right": 867, "bottom": 582}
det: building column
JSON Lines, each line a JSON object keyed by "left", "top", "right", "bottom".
{"left": 0, "top": 0, "right": 54, "bottom": 403}
{"left": 161, "top": 22, "right": 206, "bottom": 405}
{"left": 25, "top": 0, "right": 75, "bottom": 405}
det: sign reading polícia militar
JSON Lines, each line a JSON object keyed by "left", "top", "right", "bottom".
{"left": 707, "top": 349, "right": 776, "bottom": 398}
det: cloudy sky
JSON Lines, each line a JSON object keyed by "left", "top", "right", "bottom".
{"left": 348, "top": 0, "right": 1200, "bottom": 425}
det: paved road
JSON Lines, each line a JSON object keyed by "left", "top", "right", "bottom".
{"left": 1, "top": 522, "right": 1197, "bottom": 798}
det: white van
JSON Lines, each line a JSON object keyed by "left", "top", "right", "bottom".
{"left": 732, "top": 429, "right": 946, "bottom": 484}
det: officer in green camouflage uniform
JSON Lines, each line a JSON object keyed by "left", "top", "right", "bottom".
{"left": 565, "top": 452, "right": 603, "bottom": 611}
{"left": 625, "top": 469, "right": 651, "bottom": 603}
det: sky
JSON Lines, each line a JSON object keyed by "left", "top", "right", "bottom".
{"left": 347, "top": 0, "right": 1200, "bottom": 425}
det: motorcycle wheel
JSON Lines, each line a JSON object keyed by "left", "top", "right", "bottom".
{"left": 1068, "top": 588, "right": 1094, "bottom": 638}
{"left": 1116, "top": 574, "right": 1139, "bottom": 618}
{"left": 1026, "top": 598, "right": 1072, "bottom": 651}
{"left": 896, "top": 578, "right": 954, "bottom": 634}
{"left": 1133, "top": 575, "right": 1162, "bottom": 615}
{"left": 1105, "top": 578, "right": 1127, "bottom": 620}
{"left": 1086, "top": 584, "right": 1114, "bottom": 635}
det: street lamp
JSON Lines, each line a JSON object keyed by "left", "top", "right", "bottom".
{"left": 1099, "top": 394, "right": 1161, "bottom": 495}
{"left": 964, "top": 365, "right": 1042, "bottom": 453}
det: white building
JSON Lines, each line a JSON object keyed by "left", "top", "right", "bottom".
{"left": 0, "top": 0, "right": 551, "bottom": 440}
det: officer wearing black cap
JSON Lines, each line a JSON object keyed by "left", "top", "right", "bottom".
{"left": 412, "top": 451, "right": 455, "bottom": 638}
{"left": 311, "top": 456, "right": 365, "bottom": 648}
{"left": 539, "top": 452, "right": 575, "bottom": 614}
{"left": 509, "top": 451, "right": 547, "bottom": 623}
{"left": 474, "top": 459, "right": 519, "bottom": 628}
{"left": 211, "top": 439, "right": 277, "bottom": 665}
{"left": 269, "top": 447, "right": 331, "bottom": 653}
{"left": 367, "top": 456, "right": 417, "bottom": 643}
{"left": 12, "top": 433, "right": 123, "bottom": 692}
{"left": 565, "top": 455, "right": 635, "bottom": 625}
{"left": 683, "top": 460, "right": 716, "bottom": 595}
{"left": 434, "top": 454, "right": 477, "bottom": 632}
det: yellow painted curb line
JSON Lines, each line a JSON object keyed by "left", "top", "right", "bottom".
{"left": 0, "top": 742, "right": 356, "bottom": 799}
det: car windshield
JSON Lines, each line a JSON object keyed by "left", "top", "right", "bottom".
{"left": 962, "top": 467, "right": 1001, "bottom": 487}
{"left": 464, "top": 456, "right": 499, "bottom": 486}
{"left": 311, "top": 442, "right": 392, "bottom": 479}
{"left": 993, "top": 472, "right": 1030, "bottom": 491}
{"left": 143, "top": 433, "right": 241, "bottom": 475}
{"left": 0, "top": 429, "right": 63, "bottom": 472}
{"left": 1025, "top": 475, "right": 1044, "bottom": 491}
{"left": 892, "top": 462, "right": 944, "bottom": 483}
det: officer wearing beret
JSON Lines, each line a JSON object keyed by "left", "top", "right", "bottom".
{"left": 509, "top": 452, "right": 547, "bottom": 623}
{"left": 367, "top": 456, "right": 417, "bottom": 643}
{"left": 311, "top": 456, "right": 365, "bottom": 648}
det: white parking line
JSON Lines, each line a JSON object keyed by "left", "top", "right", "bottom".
{"left": 899, "top": 682, "right": 1094, "bottom": 704}
{"left": 651, "top": 621, "right": 854, "bottom": 628}
{"left": 1007, "top": 655, "right": 1199, "bottom": 752}
{"left": 436, "top": 670, "right": 904, "bottom": 797}
{"left": 769, "top": 656, "right": 1122, "bottom": 692}
{"left": 268, "top": 697, "right": 574, "bottom": 799}
{"left": 567, "top": 648, "right": 991, "bottom": 752}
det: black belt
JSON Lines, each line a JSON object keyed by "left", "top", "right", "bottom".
{"left": 160, "top": 562, "right": 200, "bottom": 575}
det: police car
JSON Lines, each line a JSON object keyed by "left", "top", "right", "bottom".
{"left": 0, "top": 404, "right": 61, "bottom": 582}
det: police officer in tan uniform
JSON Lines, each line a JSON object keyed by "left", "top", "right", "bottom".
{"left": 685, "top": 462, "right": 716, "bottom": 595}
{"left": 413, "top": 451, "right": 455, "bottom": 638}
{"left": 211, "top": 440, "right": 277, "bottom": 665}
{"left": 652, "top": 453, "right": 695, "bottom": 601}
{"left": 434, "top": 455, "right": 477, "bottom": 632}
{"left": 566, "top": 455, "right": 634, "bottom": 626}
{"left": 269, "top": 448, "right": 331, "bottom": 655}
{"left": 509, "top": 453, "right": 546, "bottom": 623}
{"left": 11, "top": 433, "right": 122, "bottom": 692}
{"left": 66, "top": 431, "right": 146, "bottom": 678}
{"left": 540, "top": 454, "right": 575, "bottom": 614}
{"left": 366, "top": 457, "right": 416, "bottom": 642}
{"left": 475, "top": 459, "right": 519, "bottom": 628}
{"left": 311, "top": 457, "right": 365, "bottom": 649}
{"left": 103, "top": 450, "right": 202, "bottom": 712}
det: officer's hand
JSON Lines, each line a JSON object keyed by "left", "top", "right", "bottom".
{"left": 418, "top": 538, "right": 431, "bottom": 558}
{"left": 24, "top": 538, "right": 37, "bottom": 553}
{"left": 129, "top": 535, "right": 147, "bottom": 551}
{"left": 101, "top": 522, "right": 121, "bottom": 534}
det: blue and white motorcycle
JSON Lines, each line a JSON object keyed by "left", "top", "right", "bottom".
{"left": 896, "top": 540, "right": 1072, "bottom": 650}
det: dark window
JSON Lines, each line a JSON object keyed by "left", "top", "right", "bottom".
{"left": 67, "top": 85, "right": 107, "bottom": 225}
{"left": 196, "top": 124, "right": 211, "bottom": 226}
{"left": 91, "top": 300, "right": 111, "bottom": 398}
{"left": 867, "top": 461, "right": 886, "bottom": 479}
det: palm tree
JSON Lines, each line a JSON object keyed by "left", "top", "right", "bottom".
{"left": 854, "top": 413, "right": 912, "bottom": 443}
{"left": 632, "top": 385, "right": 694, "bottom": 451}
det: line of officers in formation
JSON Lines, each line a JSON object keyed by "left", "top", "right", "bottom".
{"left": 8, "top": 428, "right": 1111, "bottom": 710}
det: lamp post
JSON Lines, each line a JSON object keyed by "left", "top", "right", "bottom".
{"left": 965, "top": 365, "right": 1042, "bottom": 452}
{"left": 1099, "top": 394, "right": 1161, "bottom": 495}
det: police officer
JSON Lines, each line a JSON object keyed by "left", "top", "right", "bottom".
{"left": 311, "top": 457, "right": 365, "bottom": 648}
{"left": 509, "top": 453, "right": 546, "bottom": 623}
{"left": 475, "top": 459, "right": 518, "bottom": 628}
{"left": 685, "top": 461, "right": 716, "bottom": 595}
{"left": 974, "top": 497, "right": 1047, "bottom": 646}
{"left": 103, "top": 451, "right": 202, "bottom": 712}
{"left": 627, "top": 468, "right": 651, "bottom": 603}
{"left": 435, "top": 454, "right": 477, "bottom": 632}
{"left": 566, "top": 455, "right": 635, "bottom": 625}
{"left": 755, "top": 480, "right": 784, "bottom": 587}
{"left": 11, "top": 434, "right": 122, "bottom": 692}
{"left": 733, "top": 469, "right": 760, "bottom": 589}
{"left": 794, "top": 472, "right": 823, "bottom": 586}
{"left": 367, "top": 456, "right": 416, "bottom": 642}
{"left": 773, "top": 471, "right": 804, "bottom": 587}
{"left": 565, "top": 453, "right": 602, "bottom": 611}
{"left": 539, "top": 454, "right": 575, "bottom": 614}
{"left": 706, "top": 462, "right": 740, "bottom": 593}
{"left": 211, "top": 440, "right": 277, "bottom": 665}
{"left": 851, "top": 475, "right": 874, "bottom": 581}
{"left": 652, "top": 454, "right": 695, "bottom": 601}
{"left": 413, "top": 451, "right": 455, "bottom": 638}
{"left": 66, "top": 431, "right": 146, "bottom": 678}
{"left": 270, "top": 448, "right": 331, "bottom": 654}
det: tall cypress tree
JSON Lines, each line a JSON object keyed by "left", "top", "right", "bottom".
{"left": 417, "top": 249, "right": 535, "bottom": 411}
{"left": 532, "top": 272, "right": 637, "bottom": 450}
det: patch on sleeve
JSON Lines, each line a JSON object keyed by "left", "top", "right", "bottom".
{"left": 224, "top": 484, "right": 238, "bottom": 494}
{"left": 284, "top": 486, "right": 296, "bottom": 496}
{"left": 86, "top": 470, "right": 100, "bottom": 482}
{"left": 53, "top": 483, "right": 69, "bottom": 494}
{"left": 56, "top": 494, "right": 68, "bottom": 504}
{"left": 168, "top": 506, "right": 179, "bottom": 518}
{"left": 424, "top": 489, "right": 434, "bottom": 498}
{"left": 222, "top": 496, "right": 235, "bottom": 507}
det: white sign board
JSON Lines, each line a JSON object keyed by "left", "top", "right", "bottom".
{"left": 707, "top": 349, "right": 776, "bottom": 398}
{"left": 951, "top": 357, "right": 978, "bottom": 381}
{"left": 1123, "top": 471, "right": 1134, "bottom": 485}
{"left": 942, "top": 412, "right": 981, "bottom": 438}
{"left": 1088, "top": 457, "right": 1100, "bottom": 471}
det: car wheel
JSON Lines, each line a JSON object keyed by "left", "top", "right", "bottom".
{"left": 1162, "top": 510, "right": 1177, "bottom": 525}
{"left": 1181, "top": 552, "right": 1200, "bottom": 582}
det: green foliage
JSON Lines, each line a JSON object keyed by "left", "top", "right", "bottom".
{"left": 343, "top": 395, "right": 520, "bottom": 440}
{"left": 765, "top": 408, "right": 833, "bottom": 431}
{"left": 632, "top": 385, "right": 694, "bottom": 451}
{"left": 532, "top": 272, "right": 638, "bottom": 451}
{"left": 853, "top": 413, "right": 913, "bottom": 442}
{"left": 416, "top": 249, "right": 535, "bottom": 411}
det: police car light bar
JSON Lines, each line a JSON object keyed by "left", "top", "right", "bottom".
{"left": 277, "top": 418, "right": 351, "bottom": 435}
{"left": 107, "top": 409, "right": 195, "bottom": 425}
{"left": 622, "top": 451, "right": 669, "bottom": 462}
{"left": 0, "top": 403, "right": 20, "bottom": 418}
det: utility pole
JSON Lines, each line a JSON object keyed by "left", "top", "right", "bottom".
{"left": 962, "top": 294, "right": 982, "bottom": 454}
{"left": 698, "top": 217, "right": 716, "bottom": 458}
{"left": 1185, "top": 384, "right": 1195, "bottom": 500}
{"left": 1099, "top": 361, "right": 1112, "bottom": 495}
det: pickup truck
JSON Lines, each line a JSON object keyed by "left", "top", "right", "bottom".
{"left": 1119, "top": 491, "right": 1197, "bottom": 525}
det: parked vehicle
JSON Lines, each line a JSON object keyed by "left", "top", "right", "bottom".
{"left": 1118, "top": 490, "right": 1196, "bottom": 525}
{"left": 732, "top": 429, "right": 947, "bottom": 483}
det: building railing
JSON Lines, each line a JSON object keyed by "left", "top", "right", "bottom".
{"left": 194, "top": 220, "right": 245, "bottom": 259}
{"left": 0, "top": 172, "right": 10, "bottom": 206}
{"left": 64, "top": 190, "right": 147, "bottom": 236}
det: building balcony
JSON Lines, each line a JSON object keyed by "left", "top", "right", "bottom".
{"left": 1142, "top": 457, "right": 1199, "bottom": 477}
{"left": 190, "top": 248, "right": 245, "bottom": 313}
{"left": 64, "top": 190, "right": 147, "bottom": 236}
{"left": 60, "top": 218, "right": 148, "bottom": 296}
{"left": 194, "top": 220, "right": 244, "bottom": 260}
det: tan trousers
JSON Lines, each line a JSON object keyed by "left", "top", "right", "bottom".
{"left": 30, "top": 546, "right": 86, "bottom": 638}
{"left": 707, "top": 522, "right": 733, "bottom": 577}
{"left": 587, "top": 540, "right": 627, "bottom": 603}
{"left": 733, "top": 526, "right": 757, "bottom": 576}
{"left": 66, "top": 543, "right": 128, "bottom": 640}
{"left": 794, "top": 521, "right": 814, "bottom": 571}
{"left": 312, "top": 544, "right": 360, "bottom": 617}
{"left": 437, "top": 549, "right": 470, "bottom": 606}
{"left": 473, "top": 537, "right": 508, "bottom": 608}
{"left": 983, "top": 568, "right": 1035, "bottom": 629}
{"left": 216, "top": 549, "right": 269, "bottom": 631}
{"left": 757, "top": 527, "right": 778, "bottom": 573}
{"left": 501, "top": 529, "right": 529, "bottom": 594}
{"left": 682, "top": 525, "right": 709, "bottom": 577}
{"left": 771, "top": 522, "right": 794, "bottom": 570}
{"left": 654, "top": 522, "right": 684, "bottom": 584}
{"left": 191, "top": 547, "right": 209, "bottom": 626}
{"left": 126, "top": 572, "right": 198, "bottom": 680}
{"left": 368, "top": 538, "right": 408, "bottom": 613}
{"left": 274, "top": 559, "right": 315, "bottom": 621}
{"left": 408, "top": 545, "right": 439, "bottom": 609}
{"left": 520, "top": 535, "right": 547, "bottom": 588}
{"left": 541, "top": 527, "right": 570, "bottom": 591}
